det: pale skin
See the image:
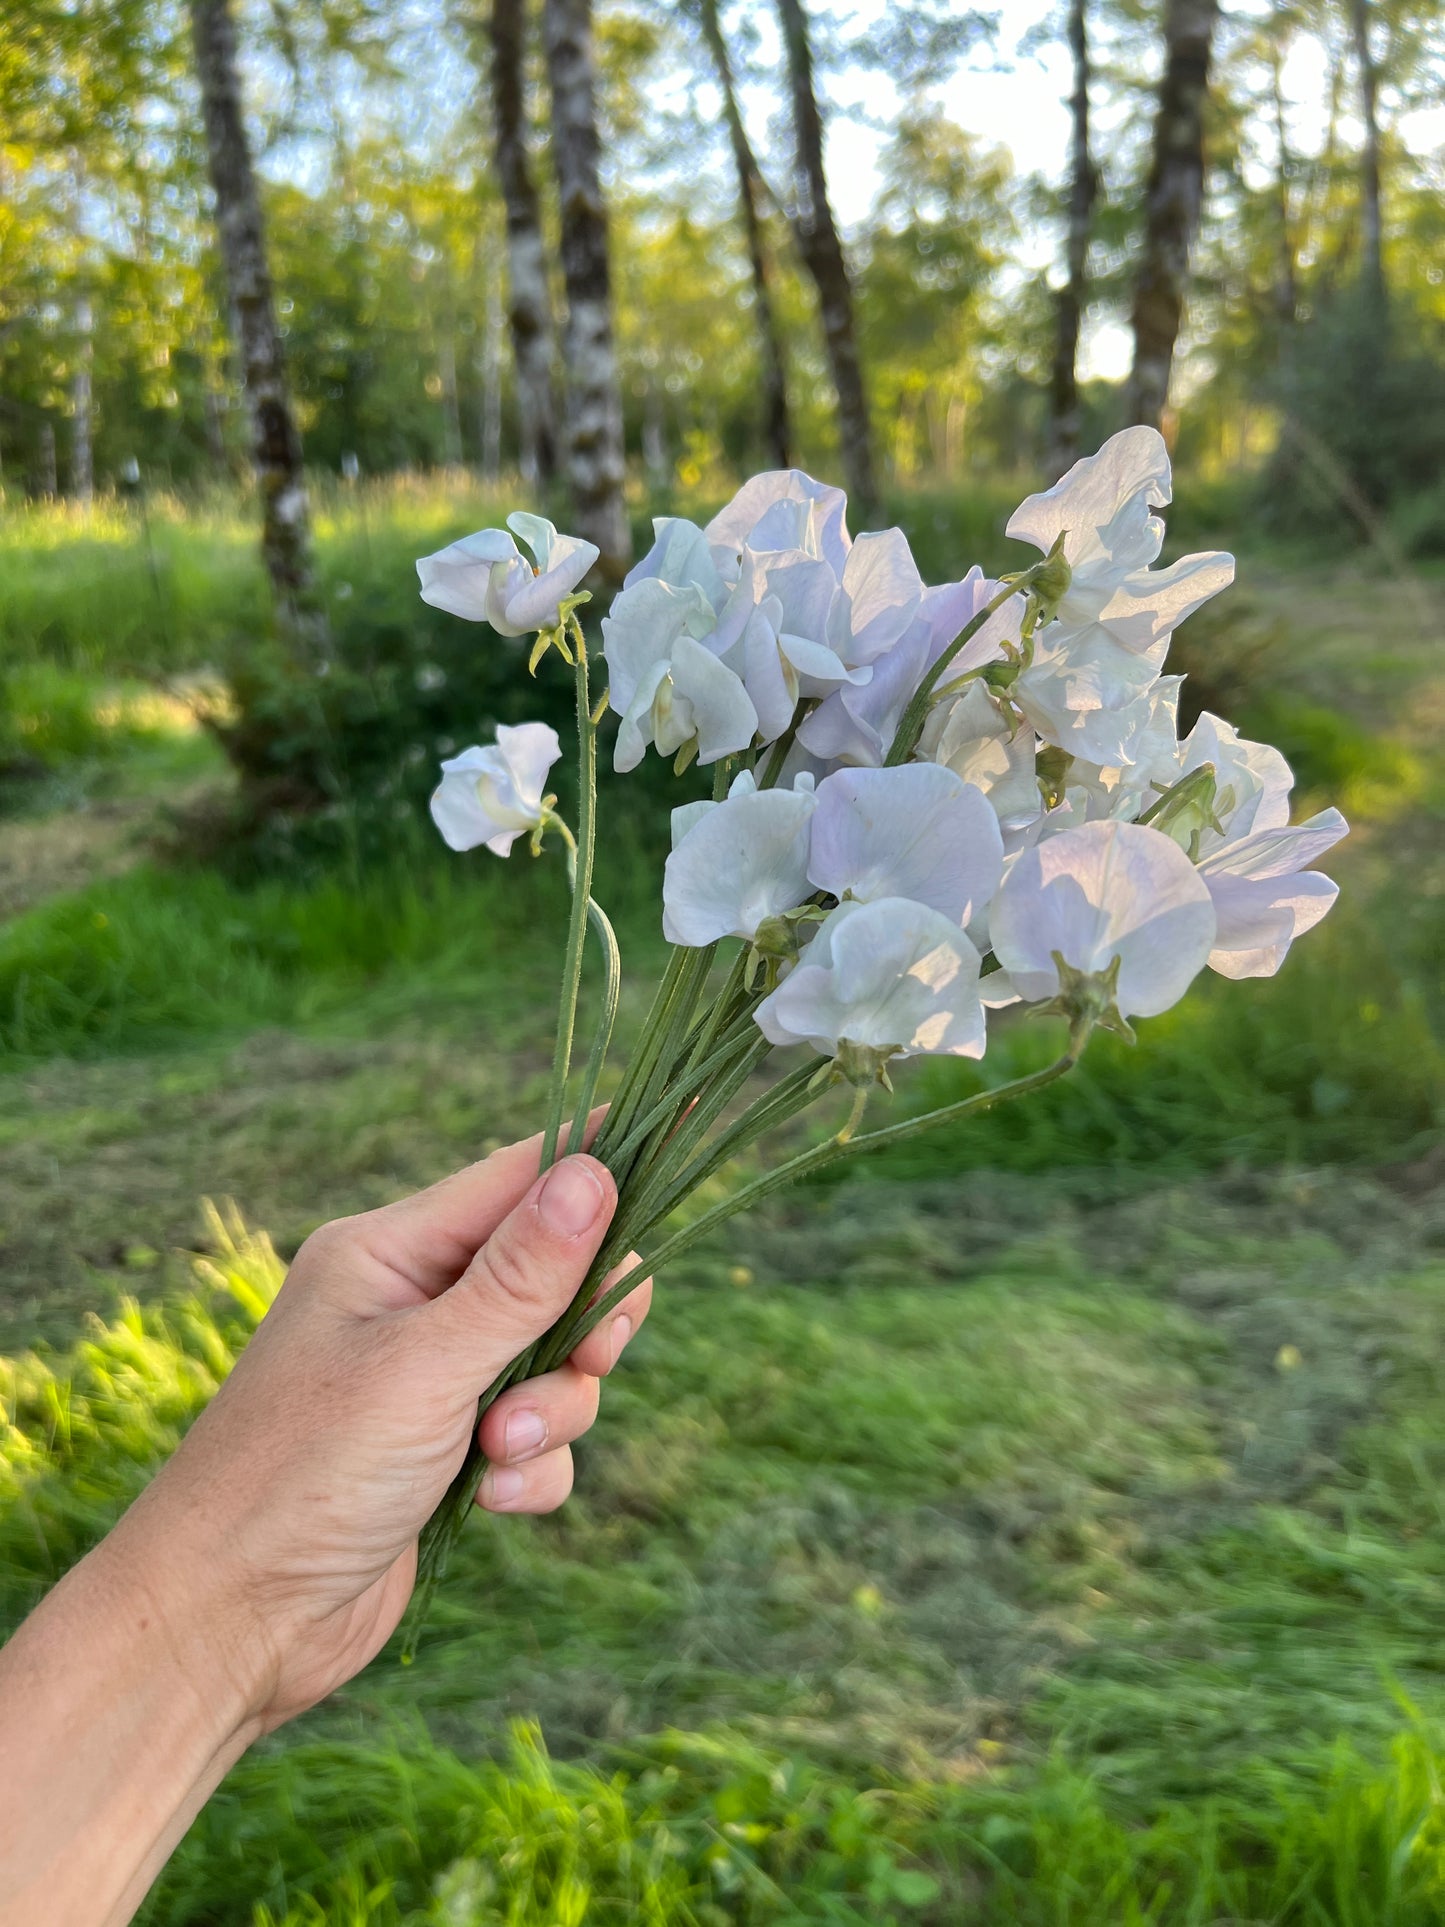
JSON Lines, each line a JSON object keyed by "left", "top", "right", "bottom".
{"left": 0, "top": 1131, "right": 650, "bottom": 1927}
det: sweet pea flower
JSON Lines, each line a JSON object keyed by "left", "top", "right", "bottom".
{"left": 603, "top": 578, "right": 758, "bottom": 772}
{"left": 990, "top": 819, "right": 1216, "bottom": 1019}
{"left": 755, "top": 898, "right": 987, "bottom": 1062}
{"left": 429, "top": 722, "right": 561, "bottom": 855}
{"left": 1012, "top": 625, "right": 1167, "bottom": 768}
{"left": 828, "top": 528, "right": 924, "bottom": 667}
{"left": 1007, "top": 427, "right": 1235, "bottom": 655}
{"left": 1197, "top": 807, "right": 1348, "bottom": 977}
{"left": 417, "top": 512, "right": 599, "bottom": 635}
{"left": 663, "top": 771, "right": 818, "bottom": 946}
{"left": 727, "top": 549, "right": 865, "bottom": 742}
{"left": 922, "top": 681, "right": 1041, "bottom": 831}
{"left": 799, "top": 572, "right": 996, "bottom": 766}
{"left": 704, "top": 469, "right": 851, "bottom": 577}
{"left": 808, "top": 763, "right": 1004, "bottom": 925}
{"left": 1172, "top": 711, "right": 1295, "bottom": 855}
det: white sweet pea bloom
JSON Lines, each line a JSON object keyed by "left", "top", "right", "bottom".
{"left": 1007, "top": 427, "right": 1235, "bottom": 656}
{"left": 1173, "top": 711, "right": 1295, "bottom": 854}
{"left": 417, "top": 513, "right": 598, "bottom": 635}
{"left": 828, "top": 528, "right": 924, "bottom": 667}
{"left": 662, "top": 771, "right": 818, "bottom": 946}
{"left": 755, "top": 898, "right": 987, "bottom": 1062}
{"left": 799, "top": 572, "right": 995, "bottom": 767}
{"left": 602, "top": 578, "right": 758, "bottom": 772}
{"left": 808, "top": 764, "right": 1004, "bottom": 926}
{"left": 990, "top": 819, "right": 1216, "bottom": 1019}
{"left": 1197, "top": 808, "right": 1348, "bottom": 978}
{"left": 727, "top": 549, "right": 865, "bottom": 742}
{"left": 1013, "top": 625, "right": 1167, "bottom": 767}
{"left": 429, "top": 722, "right": 561, "bottom": 856}
{"left": 923, "top": 681, "right": 1041, "bottom": 831}
{"left": 704, "top": 469, "right": 851, "bottom": 577}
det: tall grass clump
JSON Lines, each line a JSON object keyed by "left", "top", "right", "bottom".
{"left": 0, "top": 1202, "right": 282, "bottom": 1622}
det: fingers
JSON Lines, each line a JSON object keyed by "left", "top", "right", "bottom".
{"left": 566, "top": 1255, "right": 653, "bottom": 1378}
{"left": 360, "top": 1107, "right": 610, "bottom": 1299}
{"left": 477, "top": 1445, "right": 575, "bottom": 1514}
{"left": 478, "top": 1364, "right": 600, "bottom": 1470}
{"left": 422, "top": 1154, "right": 617, "bottom": 1390}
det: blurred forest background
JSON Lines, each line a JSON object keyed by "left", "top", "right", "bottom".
{"left": 2, "top": 0, "right": 1444, "bottom": 1922}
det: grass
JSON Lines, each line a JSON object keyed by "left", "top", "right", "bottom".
{"left": 1, "top": 481, "right": 1443, "bottom": 1921}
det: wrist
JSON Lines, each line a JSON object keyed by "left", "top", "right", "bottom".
{"left": 0, "top": 1520, "right": 260, "bottom": 1925}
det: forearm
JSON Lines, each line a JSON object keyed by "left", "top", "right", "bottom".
{"left": 0, "top": 1518, "right": 258, "bottom": 1927}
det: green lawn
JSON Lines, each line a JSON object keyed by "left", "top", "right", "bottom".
{"left": 2, "top": 485, "right": 1443, "bottom": 1923}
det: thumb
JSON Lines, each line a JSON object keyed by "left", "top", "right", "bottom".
{"left": 421, "top": 1154, "right": 617, "bottom": 1389}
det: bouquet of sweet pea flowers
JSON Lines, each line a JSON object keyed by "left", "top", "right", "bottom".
{"left": 408, "top": 429, "right": 1347, "bottom": 1623}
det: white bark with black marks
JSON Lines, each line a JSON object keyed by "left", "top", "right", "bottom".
{"left": 488, "top": 0, "right": 559, "bottom": 488}
{"left": 1125, "top": 0, "right": 1218, "bottom": 430}
{"left": 696, "top": 0, "right": 793, "bottom": 469}
{"left": 1048, "top": 0, "right": 1097, "bottom": 477}
{"left": 775, "top": 0, "right": 879, "bottom": 520}
{"left": 188, "top": 0, "right": 326, "bottom": 660}
{"left": 542, "top": 0, "right": 631, "bottom": 577}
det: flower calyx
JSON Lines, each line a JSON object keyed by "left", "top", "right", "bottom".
{"left": 1005, "top": 530, "right": 1072, "bottom": 637}
{"left": 1036, "top": 744, "right": 1073, "bottom": 811}
{"left": 1035, "top": 951, "right": 1135, "bottom": 1052}
{"left": 746, "top": 903, "right": 829, "bottom": 988}
{"left": 527, "top": 591, "right": 593, "bottom": 675}
{"left": 1139, "top": 762, "right": 1230, "bottom": 860}
{"left": 832, "top": 1037, "right": 898, "bottom": 1093}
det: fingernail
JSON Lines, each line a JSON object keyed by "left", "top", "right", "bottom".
{"left": 481, "top": 1464, "right": 525, "bottom": 1508}
{"left": 504, "top": 1409, "right": 548, "bottom": 1460}
{"left": 539, "top": 1159, "right": 606, "bottom": 1237}
{"left": 609, "top": 1314, "right": 633, "bottom": 1368}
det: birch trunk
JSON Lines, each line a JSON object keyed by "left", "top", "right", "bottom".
{"left": 70, "top": 294, "right": 94, "bottom": 503}
{"left": 187, "top": 0, "right": 326, "bottom": 660}
{"left": 1348, "top": 0, "right": 1386, "bottom": 310}
{"left": 697, "top": 0, "right": 793, "bottom": 469}
{"left": 488, "top": 0, "right": 559, "bottom": 488}
{"left": 1048, "top": 0, "right": 1097, "bottom": 477}
{"left": 541, "top": 0, "right": 631, "bottom": 576}
{"left": 1125, "top": 0, "right": 1218, "bottom": 430}
{"left": 774, "top": 0, "right": 879, "bottom": 520}
{"left": 38, "top": 419, "right": 57, "bottom": 499}
{"left": 1268, "top": 39, "right": 1298, "bottom": 329}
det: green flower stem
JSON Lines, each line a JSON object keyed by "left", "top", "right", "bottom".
{"left": 682, "top": 944, "right": 750, "bottom": 1073}
{"left": 604, "top": 1055, "right": 816, "bottom": 1271}
{"left": 570, "top": 1044, "right": 1085, "bottom": 1347}
{"left": 541, "top": 623, "right": 597, "bottom": 1168}
{"left": 609, "top": 943, "right": 717, "bottom": 1177}
{"left": 604, "top": 1021, "right": 760, "bottom": 1174}
{"left": 883, "top": 561, "right": 1048, "bottom": 768}
{"left": 591, "top": 946, "right": 691, "bottom": 1161}
{"left": 566, "top": 892, "right": 621, "bottom": 1156}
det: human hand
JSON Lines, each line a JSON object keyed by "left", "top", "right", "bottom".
{"left": 120, "top": 1132, "right": 649, "bottom": 1734}
{"left": 0, "top": 1131, "right": 650, "bottom": 1925}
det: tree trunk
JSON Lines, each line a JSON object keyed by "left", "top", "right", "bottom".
{"left": 774, "top": 0, "right": 879, "bottom": 520}
{"left": 1348, "top": 0, "right": 1385, "bottom": 310}
{"left": 1267, "top": 39, "right": 1298, "bottom": 329}
{"left": 1048, "top": 0, "right": 1097, "bottom": 477}
{"left": 479, "top": 276, "right": 504, "bottom": 482}
{"left": 542, "top": 0, "right": 631, "bottom": 576}
{"left": 697, "top": 0, "right": 792, "bottom": 469}
{"left": 1125, "top": 0, "right": 1218, "bottom": 430}
{"left": 487, "top": 0, "right": 560, "bottom": 489}
{"left": 38, "top": 419, "right": 57, "bottom": 499}
{"left": 70, "top": 294, "right": 94, "bottom": 503}
{"left": 187, "top": 0, "right": 325, "bottom": 660}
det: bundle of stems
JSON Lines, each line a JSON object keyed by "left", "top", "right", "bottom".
{"left": 406, "top": 556, "right": 1090, "bottom": 1643}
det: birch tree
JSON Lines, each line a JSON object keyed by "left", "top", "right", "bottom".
{"left": 187, "top": 0, "right": 325, "bottom": 658}
{"left": 774, "top": 0, "right": 879, "bottom": 520}
{"left": 1125, "top": 0, "right": 1219, "bottom": 429}
{"left": 1348, "top": 0, "right": 1385, "bottom": 310}
{"left": 692, "top": 0, "right": 793, "bottom": 468}
{"left": 1048, "top": 0, "right": 1097, "bottom": 475}
{"left": 542, "top": 0, "right": 632, "bottom": 577}
{"left": 486, "top": 0, "right": 559, "bottom": 487}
